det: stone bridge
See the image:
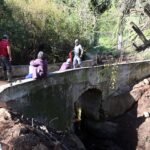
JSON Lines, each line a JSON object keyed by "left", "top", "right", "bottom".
{"left": 0, "top": 60, "right": 150, "bottom": 130}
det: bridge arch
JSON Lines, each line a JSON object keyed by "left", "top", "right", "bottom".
{"left": 74, "top": 88, "right": 104, "bottom": 122}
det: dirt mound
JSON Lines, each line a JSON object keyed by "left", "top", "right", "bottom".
{"left": 0, "top": 107, "right": 85, "bottom": 150}
{"left": 132, "top": 78, "right": 150, "bottom": 150}
{"left": 80, "top": 77, "right": 150, "bottom": 150}
{"left": 114, "top": 77, "right": 150, "bottom": 150}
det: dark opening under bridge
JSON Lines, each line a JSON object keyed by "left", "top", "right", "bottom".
{"left": 0, "top": 60, "right": 150, "bottom": 129}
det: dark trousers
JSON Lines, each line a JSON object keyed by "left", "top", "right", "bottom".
{"left": 0, "top": 56, "right": 11, "bottom": 72}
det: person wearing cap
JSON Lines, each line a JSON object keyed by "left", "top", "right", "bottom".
{"left": 26, "top": 51, "right": 48, "bottom": 79}
{"left": 73, "top": 39, "right": 83, "bottom": 68}
{"left": 59, "top": 58, "right": 71, "bottom": 71}
{"left": 0, "top": 34, "right": 12, "bottom": 81}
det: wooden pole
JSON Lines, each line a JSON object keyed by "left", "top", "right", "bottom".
{"left": 130, "top": 22, "right": 148, "bottom": 44}
{"left": 144, "top": 3, "right": 150, "bottom": 17}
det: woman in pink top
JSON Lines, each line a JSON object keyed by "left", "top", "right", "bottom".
{"left": 25, "top": 51, "right": 48, "bottom": 79}
{"left": 59, "top": 58, "right": 71, "bottom": 71}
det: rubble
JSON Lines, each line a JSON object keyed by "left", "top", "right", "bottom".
{"left": 0, "top": 107, "right": 85, "bottom": 150}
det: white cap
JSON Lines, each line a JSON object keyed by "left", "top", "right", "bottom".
{"left": 75, "top": 39, "right": 79, "bottom": 43}
{"left": 37, "top": 51, "right": 44, "bottom": 59}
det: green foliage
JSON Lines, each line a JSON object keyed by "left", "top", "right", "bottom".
{"left": 0, "top": 0, "right": 149, "bottom": 65}
{"left": 136, "top": 50, "right": 150, "bottom": 60}
{"left": 95, "top": 2, "right": 119, "bottom": 52}
{"left": 97, "top": 0, "right": 150, "bottom": 58}
{"left": 0, "top": 0, "right": 95, "bottom": 64}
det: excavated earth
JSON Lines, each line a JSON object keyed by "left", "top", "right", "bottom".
{"left": 114, "top": 77, "right": 150, "bottom": 150}
{"left": 0, "top": 105, "right": 85, "bottom": 150}
{"left": 119, "top": 77, "right": 150, "bottom": 150}
{"left": 79, "top": 77, "right": 150, "bottom": 150}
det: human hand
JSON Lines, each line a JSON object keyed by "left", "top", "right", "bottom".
{"left": 9, "top": 57, "right": 12, "bottom": 62}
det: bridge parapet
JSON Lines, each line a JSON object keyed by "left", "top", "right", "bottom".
{"left": 0, "top": 60, "right": 93, "bottom": 78}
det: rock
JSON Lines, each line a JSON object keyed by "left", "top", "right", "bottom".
{"left": 147, "top": 77, "right": 150, "bottom": 82}
{"left": 143, "top": 79, "right": 149, "bottom": 85}
{"left": 130, "top": 85, "right": 150, "bottom": 101}
{"left": 0, "top": 108, "right": 11, "bottom": 122}
{"left": 133, "top": 81, "right": 145, "bottom": 88}
{"left": 143, "top": 112, "right": 149, "bottom": 118}
{"left": 0, "top": 108, "right": 85, "bottom": 150}
{"left": 130, "top": 89, "right": 142, "bottom": 101}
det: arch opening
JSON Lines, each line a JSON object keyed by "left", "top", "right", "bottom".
{"left": 73, "top": 88, "right": 104, "bottom": 135}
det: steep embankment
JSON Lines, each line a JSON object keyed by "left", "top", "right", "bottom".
{"left": 119, "top": 77, "right": 150, "bottom": 150}
{"left": 113, "top": 77, "right": 150, "bottom": 150}
{"left": 80, "top": 77, "right": 150, "bottom": 150}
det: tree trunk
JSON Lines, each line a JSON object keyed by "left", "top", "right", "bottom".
{"left": 130, "top": 22, "right": 148, "bottom": 44}
{"left": 144, "top": 3, "right": 150, "bottom": 18}
{"left": 92, "top": 15, "right": 99, "bottom": 47}
{"left": 133, "top": 40, "right": 150, "bottom": 51}
{"left": 130, "top": 21, "right": 150, "bottom": 51}
{"left": 118, "top": 13, "right": 125, "bottom": 61}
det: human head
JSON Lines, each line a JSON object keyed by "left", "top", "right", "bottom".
{"left": 75, "top": 39, "right": 79, "bottom": 45}
{"left": 66, "top": 58, "right": 71, "bottom": 64}
{"left": 2, "top": 34, "right": 9, "bottom": 40}
{"left": 37, "top": 51, "right": 44, "bottom": 59}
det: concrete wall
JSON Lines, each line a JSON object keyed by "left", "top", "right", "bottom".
{"left": 0, "top": 60, "right": 93, "bottom": 78}
{"left": 0, "top": 60, "right": 150, "bottom": 129}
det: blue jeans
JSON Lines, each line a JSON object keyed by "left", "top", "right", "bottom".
{"left": 25, "top": 74, "right": 32, "bottom": 79}
{"left": 0, "top": 56, "right": 11, "bottom": 72}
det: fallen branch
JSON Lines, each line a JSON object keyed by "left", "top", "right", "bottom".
{"left": 144, "top": 3, "right": 150, "bottom": 17}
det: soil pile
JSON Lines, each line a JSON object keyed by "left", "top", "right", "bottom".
{"left": 0, "top": 106, "right": 85, "bottom": 150}
{"left": 80, "top": 77, "right": 150, "bottom": 150}
{"left": 108, "top": 77, "right": 150, "bottom": 150}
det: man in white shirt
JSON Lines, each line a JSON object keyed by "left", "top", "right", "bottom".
{"left": 73, "top": 39, "right": 83, "bottom": 68}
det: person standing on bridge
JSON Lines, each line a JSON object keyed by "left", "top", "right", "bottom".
{"left": 0, "top": 34, "right": 12, "bottom": 82}
{"left": 73, "top": 39, "right": 83, "bottom": 68}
